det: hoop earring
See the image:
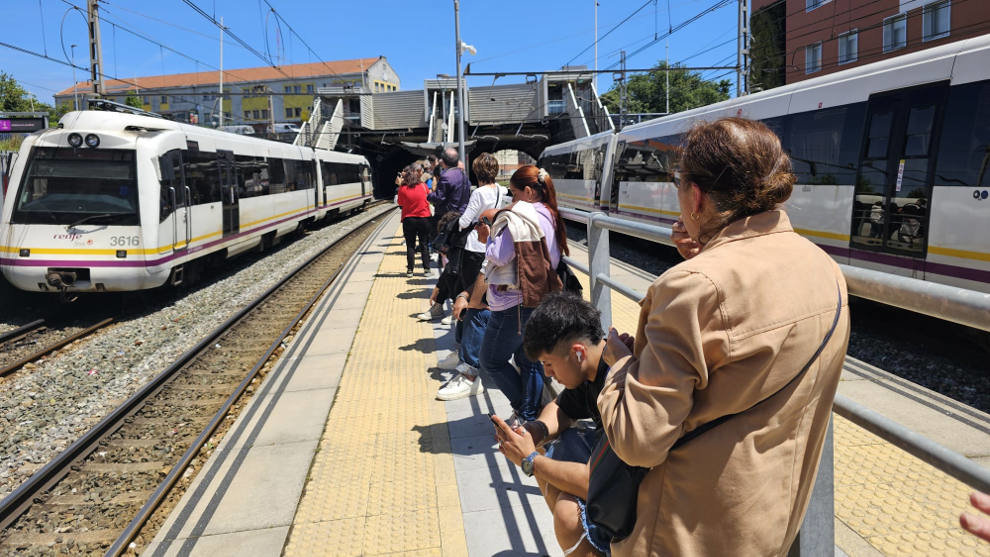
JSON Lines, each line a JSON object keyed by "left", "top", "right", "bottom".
{"left": 690, "top": 211, "right": 701, "bottom": 222}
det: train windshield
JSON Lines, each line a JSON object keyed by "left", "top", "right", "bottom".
{"left": 12, "top": 147, "right": 139, "bottom": 225}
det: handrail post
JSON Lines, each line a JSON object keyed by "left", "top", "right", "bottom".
{"left": 789, "top": 417, "right": 835, "bottom": 555}
{"left": 588, "top": 211, "right": 612, "bottom": 332}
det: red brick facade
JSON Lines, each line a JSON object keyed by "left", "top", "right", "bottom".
{"left": 752, "top": 0, "right": 990, "bottom": 85}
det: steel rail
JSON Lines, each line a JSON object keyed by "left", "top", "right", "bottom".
{"left": 106, "top": 212, "right": 394, "bottom": 556}
{"left": 0, "top": 317, "right": 114, "bottom": 377}
{"left": 0, "top": 208, "right": 394, "bottom": 536}
{"left": 0, "top": 319, "right": 45, "bottom": 345}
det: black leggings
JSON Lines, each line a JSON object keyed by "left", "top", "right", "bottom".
{"left": 402, "top": 217, "right": 432, "bottom": 272}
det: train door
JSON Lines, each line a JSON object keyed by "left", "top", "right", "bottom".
{"left": 851, "top": 83, "right": 948, "bottom": 258}
{"left": 160, "top": 149, "right": 190, "bottom": 251}
{"left": 217, "top": 150, "right": 239, "bottom": 237}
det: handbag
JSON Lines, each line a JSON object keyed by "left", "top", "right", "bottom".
{"left": 586, "top": 283, "right": 843, "bottom": 543}
{"left": 556, "top": 259, "right": 583, "bottom": 295}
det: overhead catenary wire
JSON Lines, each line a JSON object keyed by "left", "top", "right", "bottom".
{"left": 564, "top": 0, "right": 654, "bottom": 67}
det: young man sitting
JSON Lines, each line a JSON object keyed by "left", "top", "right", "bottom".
{"left": 493, "top": 292, "right": 627, "bottom": 557}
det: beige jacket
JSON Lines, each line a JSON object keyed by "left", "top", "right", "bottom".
{"left": 599, "top": 210, "right": 849, "bottom": 556}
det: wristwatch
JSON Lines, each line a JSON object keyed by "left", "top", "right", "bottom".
{"left": 521, "top": 451, "right": 539, "bottom": 477}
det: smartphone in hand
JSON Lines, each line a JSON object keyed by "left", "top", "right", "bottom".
{"left": 480, "top": 216, "right": 492, "bottom": 227}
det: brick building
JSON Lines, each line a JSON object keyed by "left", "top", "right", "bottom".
{"left": 750, "top": 0, "right": 990, "bottom": 89}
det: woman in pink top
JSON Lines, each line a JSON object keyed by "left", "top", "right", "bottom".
{"left": 395, "top": 163, "right": 432, "bottom": 277}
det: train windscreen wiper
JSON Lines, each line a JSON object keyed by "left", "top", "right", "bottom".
{"left": 66, "top": 213, "right": 113, "bottom": 231}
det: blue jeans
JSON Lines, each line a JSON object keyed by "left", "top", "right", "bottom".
{"left": 480, "top": 305, "right": 543, "bottom": 421}
{"left": 458, "top": 308, "right": 490, "bottom": 369}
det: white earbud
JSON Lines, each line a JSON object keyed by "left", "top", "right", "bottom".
{"left": 576, "top": 352, "right": 583, "bottom": 364}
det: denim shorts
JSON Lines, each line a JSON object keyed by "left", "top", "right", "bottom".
{"left": 546, "top": 427, "right": 612, "bottom": 556}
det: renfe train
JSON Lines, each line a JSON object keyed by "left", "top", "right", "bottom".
{"left": 0, "top": 110, "right": 372, "bottom": 293}
{"left": 542, "top": 33, "right": 990, "bottom": 294}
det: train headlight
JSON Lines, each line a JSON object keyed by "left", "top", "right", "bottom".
{"left": 84, "top": 134, "right": 100, "bottom": 148}
{"left": 67, "top": 133, "right": 83, "bottom": 148}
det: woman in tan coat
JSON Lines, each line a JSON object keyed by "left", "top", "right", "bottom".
{"left": 601, "top": 117, "right": 850, "bottom": 556}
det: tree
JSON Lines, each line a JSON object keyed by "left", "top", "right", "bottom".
{"left": 750, "top": 1, "right": 786, "bottom": 92}
{"left": 124, "top": 91, "right": 144, "bottom": 109}
{"left": 1, "top": 72, "right": 35, "bottom": 112}
{"left": 600, "top": 61, "right": 731, "bottom": 118}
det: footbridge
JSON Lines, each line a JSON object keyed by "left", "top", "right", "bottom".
{"left": 293, "top": 70, "right": 613, "bottom": 196}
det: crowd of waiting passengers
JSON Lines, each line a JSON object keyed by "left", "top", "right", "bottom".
{"left": 393, "top": 119, "right": 990, "bottom": 556}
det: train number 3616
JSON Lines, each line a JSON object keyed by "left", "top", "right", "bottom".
{"left": 109, "top": 236, "right": 141, "bottom": 247}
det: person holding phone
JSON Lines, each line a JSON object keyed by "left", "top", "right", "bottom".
{"left": 436, "top": 153, "right": 509, "bottom": 400}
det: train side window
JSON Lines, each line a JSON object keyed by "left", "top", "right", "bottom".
{"left": 158, "top": 149, "right": 184, "bottom": 221}
{"left": 268, "top": 157, "right": 287, "bottom": 193}
{"left": 612, "top": 134, "right": 681, "bottom": 184}
{"left": 785, "top": 103, "right": 865, "bottom": 185}
{"left": 181, "top": 150, "right": 219, "bottom": 205}
{"left": 291, "top": 160, "right": 315, "bottom": 190}
{"left": 934, "top": 80, "right": 990, "bottom": 187}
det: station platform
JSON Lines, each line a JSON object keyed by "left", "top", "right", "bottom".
{"left": 145, "top": 209, "right": 990, "bottom": 556}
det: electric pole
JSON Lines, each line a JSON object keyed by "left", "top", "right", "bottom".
{"left": 619, "top": 50, "right": 627, "bottom": 129}
{"left": 218, "top": 16, "right": 224, "bottom": 128}
{"left": 87, "top": 0, "right": 105, "bottom": 96}
{"left": 737, "top": 0, "right": 750, "bottom": 96}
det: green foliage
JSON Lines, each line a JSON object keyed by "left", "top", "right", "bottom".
{"left": 600, "top": 61, "right": 731, "bottom": 117}
{"left": 124, "top": 91, "right": 144, "bottom": 108}
{"left": 750, "top": 1, "right": 786, "bottom": 92}
{"left": 1, "top": 72, "right": 63, "bottom": 127}
{"left": 0, "top": 136, "right": 23, "bottom": 151}
{"left": 1, "top": 72, "right": 37, "bottom": 112}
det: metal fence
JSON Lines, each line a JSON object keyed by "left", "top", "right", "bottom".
{"left": 560, "top": 207, "right": 990, "bottom": 554}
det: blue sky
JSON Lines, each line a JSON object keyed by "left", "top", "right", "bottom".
{"left": 3, "top": 0, "right": 742, "bottom": 105}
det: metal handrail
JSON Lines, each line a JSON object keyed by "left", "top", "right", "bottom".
{"left": 560, "top": 207, "right": 990, "bottom": 333}
{"left": 564, "top": 206, "right": 990, "bottom": 553}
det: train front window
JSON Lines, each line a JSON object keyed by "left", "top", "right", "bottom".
{"left": 13, "top": 147, "right": 138, "bottom": 225}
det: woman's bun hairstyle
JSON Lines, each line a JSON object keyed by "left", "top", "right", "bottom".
{"left": 680, "top": 117, "right": 796, "bottom": 238}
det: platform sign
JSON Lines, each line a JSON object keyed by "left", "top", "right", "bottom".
{"left": 0, "top": 112, "right": 49, "bottom": 133}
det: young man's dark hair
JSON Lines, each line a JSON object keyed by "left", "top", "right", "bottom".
{"left": 524, "top": 292, "right": 604, "bottom": 362}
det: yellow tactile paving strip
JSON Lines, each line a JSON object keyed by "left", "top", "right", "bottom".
{"left": 596, "top": 262, "right": 988, "bottom": 556}
{"left": 283, "top": 222, "right": 467, "bottom": 557}
{"left": 833, "top": 415, "right": 988, "bottom": 556}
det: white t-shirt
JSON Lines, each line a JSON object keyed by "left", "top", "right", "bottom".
{"left": 459, "top": 183, "right": 509, "bottom": 253}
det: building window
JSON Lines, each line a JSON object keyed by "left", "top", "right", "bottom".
{"left": 244, "top": 110, "right": 251, "bottom": 119}
{"left": 285, "top": 85, "right": 292, "bottom": 93}
{"left": 161, "top": 95, "right": 168, "bottom": 104}
{"left": 806, "top": 0, "right": 830, "bottom": 11}
{"left": 923, "top": 0, "right": 950, "bottom": 41}
{"left": 261, "top": 109, "right": 268, "bottom": 119}
{"left": 805, "top": 42, "right": 822, "bottom": 74}
{"left": 294, "top": 107, "right": 302, "bottom": 117}
{"left": 293, "top": 85, "right": 301, "bottom": 94}
{"left": 306, "top": 84, "right": 314, "bottom": 93}
{"left": 253, "top": 110, "right": 260, "bottom": 119}
{"left": 286, "top": 108, "right": 294, "bottom": 118}
{"left": 883, "top": 14, "right": 907, "bottom": 52}
{"left": 838, "top": 30, "right": 858, "bottom": 64}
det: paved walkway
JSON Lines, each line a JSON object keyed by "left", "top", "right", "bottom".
{"left": 145, "top": 211, "right": 990, "bottom": 556}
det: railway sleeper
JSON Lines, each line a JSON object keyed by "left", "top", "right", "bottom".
{"left": 1, "top": 528, "right": 118, "bottom": 548}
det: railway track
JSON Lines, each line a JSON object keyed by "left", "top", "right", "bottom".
{"left": 0, "top": 210, "right": 392, "bottom": 556}
{"left": 0, "top": 318, "right": 115, "bottom": 378}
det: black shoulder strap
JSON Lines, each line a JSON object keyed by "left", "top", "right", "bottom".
{"left": 671, "top": 282, "right": 843, "bottom": 451}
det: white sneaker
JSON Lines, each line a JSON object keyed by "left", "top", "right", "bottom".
{"left": 437, "top": 351, "right": 460, "bottom": 369}
{"left": 417, "top": 303, "right": 445, "bottom": 321}
{"left": 436, "top": 372, "right": 484, "bottom": 401}
{"left": 440, "top": 314, "right": 454, "bottom": 326}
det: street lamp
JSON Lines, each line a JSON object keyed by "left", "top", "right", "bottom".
{"left": 70, "top": 44, "right": 79, "bottom": 110}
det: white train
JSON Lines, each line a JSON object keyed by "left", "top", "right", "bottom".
{"left": 542, "top": 33, "right": 990, "bottom": 293}
{"left": 0, "top": 109, "right": 373, "bottom": 293}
